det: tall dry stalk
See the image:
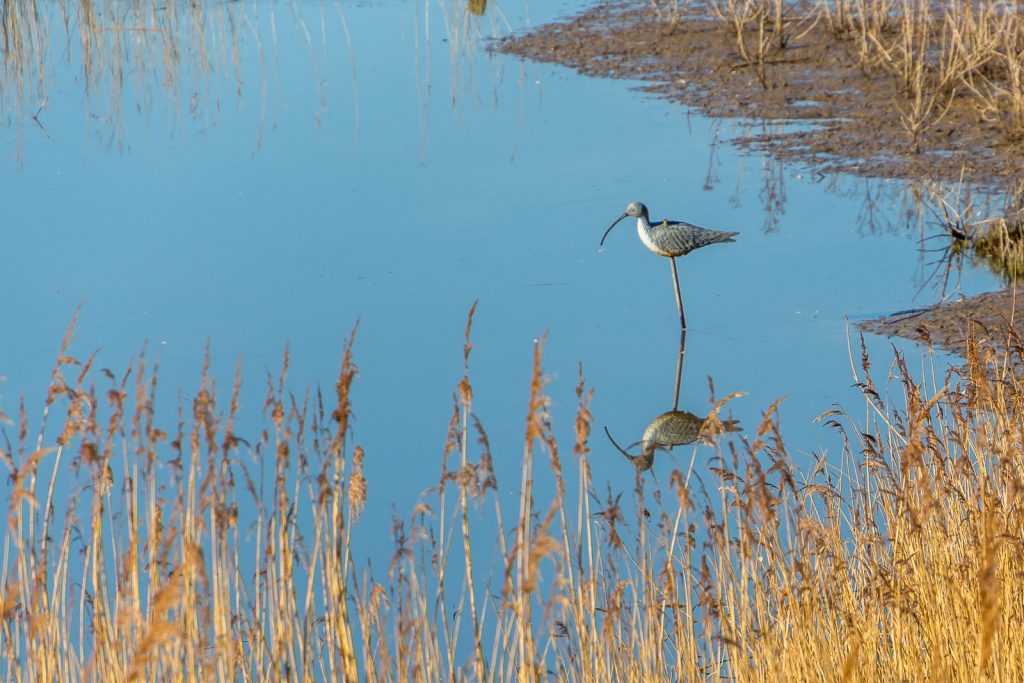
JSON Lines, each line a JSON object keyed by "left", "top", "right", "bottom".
{"left": 5, "top": 309, "right": 1024, "bottom": 680}
{"left": 711, "top": 0, "right": 817, "bottom": 88}
{"left": 815, "top": 0, "right": 1024, "bottom": 147}
{"left": 649, "top": 0, "right": 687, "bottom": 34}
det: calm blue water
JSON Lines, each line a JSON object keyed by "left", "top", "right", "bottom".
{"left": 1, "top": 0, "right": 1000, "bottom": 565}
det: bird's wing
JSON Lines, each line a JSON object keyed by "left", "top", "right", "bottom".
{"left": 650, "top": 221, "right": 705, "bottom": 255}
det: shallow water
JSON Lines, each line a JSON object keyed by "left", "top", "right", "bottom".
{"left": 0, "top": 0, "right": 1003, "bottom": 566}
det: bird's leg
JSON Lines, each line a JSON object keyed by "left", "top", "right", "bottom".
{"left": 673, "top": 328, "right": 686, "bottom": 411}
{"left": 669, "top": 257, "right": 686, "bottom": 329}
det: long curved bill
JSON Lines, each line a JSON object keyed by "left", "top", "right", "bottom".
{"left": 603, "top": 426, "right": 635, "bottom": 461}
{"left": 600, "top": 213, "right": 628, "bottom": 246}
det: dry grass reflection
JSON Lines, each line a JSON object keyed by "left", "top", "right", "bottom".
{"left": 1, "top": 0, "right": 506, "bottom": 156}
{"left": 908, "top": 175, "right": 1024, "bottom": 296}
{"left": 4, "top": 0, "right": 296, "bottom": 151}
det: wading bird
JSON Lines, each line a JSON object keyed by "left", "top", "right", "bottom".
{"left": 600, "top": 201, "right": 738, "bottom": 328}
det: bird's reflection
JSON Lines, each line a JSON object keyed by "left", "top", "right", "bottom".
{"left": 605, "top": 330, "right": 741, "bottom": 472}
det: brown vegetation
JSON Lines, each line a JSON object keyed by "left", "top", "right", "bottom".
{"left": 857, "top": 176, "right": 1024, "bottom": 352}
{"left": 3, "top": 307, "right": 1024, "bottom": 680}
{"left": 496, "top": 0, "right": 1024, "bottom": 183}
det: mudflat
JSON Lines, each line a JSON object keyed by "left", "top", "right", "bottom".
{"left": 495, "top": 2, "right": 1024, "bottom": 183}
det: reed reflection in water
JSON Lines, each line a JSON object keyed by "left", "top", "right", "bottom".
{"left": 1, "top": 0, "right": 505, "bottom": 156}
{"left": 3, "top": 0, "right": 330, "bottom": 151}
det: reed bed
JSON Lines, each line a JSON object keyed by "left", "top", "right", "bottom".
{"left": 3, "top": 307, "right": 1024, "bottom": 681}
{"left": 656, "top": 0, "right": 1024, "bottom": 150}
{"left": 818, "top": 0, "right": 1024, "bottom": 148}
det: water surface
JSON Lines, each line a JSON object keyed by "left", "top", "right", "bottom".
{"left": 1, "top": 0, "right": 1002, "bottom": 565}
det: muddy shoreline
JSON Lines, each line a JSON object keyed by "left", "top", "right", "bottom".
{"left": 857, "top": 288, "right": 1024, "bottom": 357}
{"left": 495, "top": 2, "right": 1024, "bottom": 184}
{"left": 494, "top": 2, "right": 1024, "bottom": 356}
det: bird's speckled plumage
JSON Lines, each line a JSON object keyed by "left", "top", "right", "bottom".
{"left": 644, "top": 217, "right": 737, "bottom": 257}
{"left": 601, "top": 201, "right": 738, "bottom": 257}
{"left": 614, "top": 410, "right": 742, "bottom": 472}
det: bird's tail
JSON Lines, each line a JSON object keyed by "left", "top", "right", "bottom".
{"left": 720, "top": 418, "right": 742, "bottom": 433}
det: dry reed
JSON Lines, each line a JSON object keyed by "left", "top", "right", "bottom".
{"left": 3, "top": 308, "right": 1024, "bottom": 681}
{"left": 820, "top": 0, "right": 1024, "bottom": 148}
{"left": 647, "top": 0, "right": 1024, "bottom": 148}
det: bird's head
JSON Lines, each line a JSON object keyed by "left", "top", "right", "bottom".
{"left": 600, "top": 201, "right": 648, "bottom": 247}
{"left": 624, "top": 201, "right": 648, "bottom": 219}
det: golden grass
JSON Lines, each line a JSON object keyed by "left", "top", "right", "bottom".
{"left": 647, "top": 0, "right": 1024, "bottom": 149}
{"left": 820, "top": 0, "right": 1024, "bottom": 148}
{"left": 4, "top": 307, "right": 1024, "bottom": 681}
